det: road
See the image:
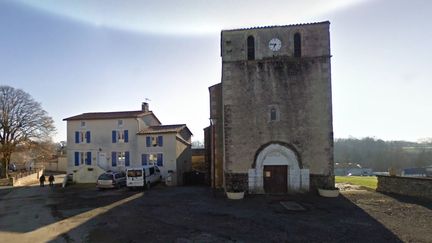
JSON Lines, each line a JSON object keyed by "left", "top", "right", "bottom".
{"left": 0, "top": 174, "right": 74, "bottom": 243}
{"left": 0, "top": 179, "right": 431, "bottom": 242}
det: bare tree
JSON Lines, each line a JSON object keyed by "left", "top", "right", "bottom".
{"left": 0, "top": 86, "right": 55, "bottom": 178}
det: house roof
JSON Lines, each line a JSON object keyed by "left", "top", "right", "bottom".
{"left": 222, "top": 21, "right": 330, "bottom": 33}
{"left": 63, "top": 110, "right": 156, "bottom": 121}
{"left": 138, "top": 124, "right": 192, "bottom": 135}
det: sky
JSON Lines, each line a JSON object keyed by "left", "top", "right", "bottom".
{"left": 0, "top": 0, "right": 431, "bottom": 143}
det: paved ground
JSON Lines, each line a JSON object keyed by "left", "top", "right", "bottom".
{"left": 0, "top": 178, "right": 431, "bottom": 242}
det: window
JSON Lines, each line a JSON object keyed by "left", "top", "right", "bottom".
{"left": 294, "top": 33, "right": 301, "bottom": 57}
{"left": 118, "top": 120, "right": 123, "bottom": 127}
{"left": 128, "top": 170, "right": 142, "bottom": 177}
{"left": 75, "top": 131, "right": 90, "bottom": 144}
{"left": 112, "top": 130, "right": 129, "bottom": 143}
{"left": 146, "top": 135, "right": 163, "bottom": 147}
{"left": 268, "top": 105, "right": 280, "bottom": 122}
{"left": 74, "top": 151, "right": 91, "bottom": 166}
{"left": 247, "top": 35, "right": 255, "bottom": 60}
{"left": 80, "top": 121, "right": 86, "bottom": 127}
{"left": 270, "top": 108, "right": 277, "bottom": 121}
{"left": 142, "top": 153, "right": 163, "bottom": 166}
{"left": 112, "top": 151, "right": 130, "bottom": 166}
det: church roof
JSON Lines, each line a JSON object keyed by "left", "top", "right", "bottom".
{"left": 222, "top": 21, "right": 330, "bottom": 32}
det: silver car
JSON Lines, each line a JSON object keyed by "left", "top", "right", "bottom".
{"left": 97, "top": 171, "right": 126, "bottom": 189}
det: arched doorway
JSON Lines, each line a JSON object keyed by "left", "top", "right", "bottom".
{"left": 254, "top": 143, "right": 301, "bottom": 193}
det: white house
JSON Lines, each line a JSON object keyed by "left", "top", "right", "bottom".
{"left": 63, "top": 102, "right": 192, "bottom": 185}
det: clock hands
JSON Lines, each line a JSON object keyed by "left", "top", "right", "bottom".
{"left": 269, "top": 38, "right": 281, "bottom": 51}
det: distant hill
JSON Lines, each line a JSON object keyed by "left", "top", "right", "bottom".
{"left": 334, "top": 137, "right": 432, "bottom": 171}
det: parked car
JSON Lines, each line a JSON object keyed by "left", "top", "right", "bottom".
{"left": 126, "top": 165, "right": 161, "bottom": 189}
{"left": 96, "top": 171, "right": 126, "bottom": 189}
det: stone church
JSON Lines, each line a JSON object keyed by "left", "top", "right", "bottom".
{"left": 205, "top": 21, "right": 334, "bottom": 194}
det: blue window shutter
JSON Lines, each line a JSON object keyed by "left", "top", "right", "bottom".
{"left": 86, "top": 152, "right": 92, "bottom": 165}
{"left": 142, "top": 154, "right": 148, "bottom": 166}
{"left": 75, "top": 131, "right": 79, "bottom": 143}
{"left": 74, "top": 152, "right": 79, "bottom": 166}
{"left": 86, "top": 131, "right": 91, "bottom": 143}
{"left": 146, "top": 136, "right": 151, "bottom": 147}
{"left": 125, "top": 151, "right": 130, "bottom": 166}
{"left": 124, "top": 130, "right": 129, "bottom": 143}
{"left": 112, "top": 131, "right": 117, "bottom": 143}
{"left": 112, "top": 152, "right": 117, "bottom": 166}
{"left": 158, "top": 136, "right": 163, "bottom": 146}
{"left": 157, "top": 154, "right": 163, "bottom": 167}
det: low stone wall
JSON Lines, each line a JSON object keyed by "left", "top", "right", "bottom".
{"left": 376, "top": 175, "right": 432, "bottom": 201}
{"left": 12, "top": 168, "right": 44, "bottom": 186}
{"left": 0, "top": 178, "right": 13, "bottom": 186}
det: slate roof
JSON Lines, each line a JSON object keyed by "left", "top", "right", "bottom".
{"left": 138, "top": 124, "right": 192, "bottom": 135}
{"left": 63, "top": 110, "right": 154, "bottom": 121}
{"left": 222, "top": 21, "right": 330, "bottom": 32}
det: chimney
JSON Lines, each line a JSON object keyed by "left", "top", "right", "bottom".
{"left": 142, "top": 102, "right": 149, "bottom": 112}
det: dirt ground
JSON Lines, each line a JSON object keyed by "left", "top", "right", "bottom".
{"left": 0, "top": 180, "right": 431, "bottom": 242}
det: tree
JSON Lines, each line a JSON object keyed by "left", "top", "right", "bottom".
{"left": 191, "top": 140, "right": 204, "bottom": 148}
{"left": 0, "top": 86, "right": 55, "bottom": 178}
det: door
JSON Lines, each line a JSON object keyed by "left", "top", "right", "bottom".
{"left": 98, "top": 152, "right": 108, "bottom": 170}
{"left": 263, "top": 165, "right": 288, "bottom": 193}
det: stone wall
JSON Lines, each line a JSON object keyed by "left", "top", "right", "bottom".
{"left": 310, "top": 174, "right": 334, "bottom": 190}
{"left": 12, "top": 168, "right": 44, "bottom": 186}
{"left": 225, "top": 173, "right": 248, "bottom": 192}
{"left": 208, "top": 84, "right": 224, "bottom": 189}
{"left": 219, "top": 22, "right": 334, "bottom": 193}
{"left": 0, "top": 178, "right": 13, "bottom": 186}
{"left": 221, "top": 24, "right": 333, "bottom": 176}
{"left": 376, "top": 175, "right": 432, "bottom": 201}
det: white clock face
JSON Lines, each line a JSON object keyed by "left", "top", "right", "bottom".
{"left": 268, "top": 38, "right": 282, "bottom": 51}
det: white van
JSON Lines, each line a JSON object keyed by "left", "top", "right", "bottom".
{"left": 126, "top": 165, "right": 161, "bottom": 189}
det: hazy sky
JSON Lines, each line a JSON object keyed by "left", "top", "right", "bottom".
{"left": 0, "top": 0, "right": 431, "bottom": 143}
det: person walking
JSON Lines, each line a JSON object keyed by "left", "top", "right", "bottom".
{"left": 48, "top": 174, "right": 55, "bottom": 187}
{"left": 39, "top": 174, "right": 46, "bottom": 187}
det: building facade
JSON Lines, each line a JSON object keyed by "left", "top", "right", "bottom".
{"left": 207, "top": 21, "right": 334, "bottom": 193}
{"left": 64, "top": 103, "right": 192, "bottom": 185}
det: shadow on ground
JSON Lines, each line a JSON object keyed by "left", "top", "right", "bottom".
{"left": 0, "top": 184, "right": 141, "bottom": 234}
{"left": 44, "top": 186, "right": 402, "bottom": 242}
{"left": 379, "top": 192, "right": 432, "bottom": 210}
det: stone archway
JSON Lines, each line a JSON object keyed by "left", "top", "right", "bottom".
{"left": 248, "top": 143, "right": 307, "bottom": 193}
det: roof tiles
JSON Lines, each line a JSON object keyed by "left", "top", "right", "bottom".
{"left": 63, "top": 110, "right": 153, "bottom": 121}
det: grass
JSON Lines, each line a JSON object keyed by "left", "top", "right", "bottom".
{"left": 335, "top": 176, "right": 378, "bottom": 190}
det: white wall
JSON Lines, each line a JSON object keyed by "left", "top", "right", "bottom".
{"left": 67, "top": 117, "right": 142, "bottom": 173}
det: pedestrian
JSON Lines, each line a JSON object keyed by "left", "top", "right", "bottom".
{"left": 49, "top": 174, "right": 55, "bottom": 187}
{"left": 39, "top": 174, "right": 46, "bottom": 187}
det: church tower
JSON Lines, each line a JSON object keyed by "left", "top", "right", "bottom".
{"left": 210, "top": 21, "right": 333, "bottom": 193}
